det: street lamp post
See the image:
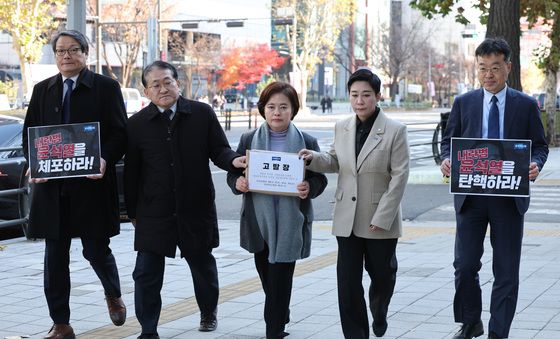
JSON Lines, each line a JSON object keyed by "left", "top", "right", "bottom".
{"left": 67, "top": 0, "right": 87, "bottom": 33}
{"left": 96, "top": 0, "right": 102, "bottom": 74}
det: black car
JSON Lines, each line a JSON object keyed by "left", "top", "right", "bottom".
{"left": 0, "top": 115, "right": 126, "bottom": 238}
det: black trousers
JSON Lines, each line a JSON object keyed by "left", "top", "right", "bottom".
{"left": 44, "top": 197, "right": 121, "bottom": 324}
{"left": 254, "top": 244, "right": 296, "bottom": 339}
{"left": 133, "top": 248, "right": 219, "bottom": 334}
{"left": 454, "top": 196, "right": 523, "bottom": 338}
{"left": 336, "top": 234, "right": 398, "bottom": 339}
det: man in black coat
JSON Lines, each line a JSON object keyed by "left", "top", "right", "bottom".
{"left": 22, "top": 30, "right": 128, "bottom": 339}
{"left": 124, "top": 61, "right": 245, "bottom": 339}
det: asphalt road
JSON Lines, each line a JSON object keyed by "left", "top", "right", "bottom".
{"left": 214, "top": 172, "right": 452, "bottom": 222}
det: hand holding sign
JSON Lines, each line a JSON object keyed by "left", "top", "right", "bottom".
{"left": 86, "top": 157, "right": 105, "bottom": 179}
{"left": 26, "top": 168, "right": 48, "bottom": 184}
{"left": 529, "top": 162, "right": 539, "bottom": 181}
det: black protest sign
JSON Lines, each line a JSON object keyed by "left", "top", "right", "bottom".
{"left": 450, "top": 138, "right": 531, "bottom": 197}
{"left": 27, "top": 122, "right": 101, "bottom": 179}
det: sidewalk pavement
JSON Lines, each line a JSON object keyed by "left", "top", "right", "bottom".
{"left": 1, "top": 216, "right": 560, "bottom": 338}
{"left": 1, "top": 110, "right": 559, "bottom": 339}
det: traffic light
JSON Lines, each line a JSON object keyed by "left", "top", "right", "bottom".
{"left": 226, "top": 21, "right": 244, "bottom": 28}
{"left": 182, "top": 23, "right": 199, "bottom": 29}
{"left": 273, "top": 18, "right": 293, "bottom": 25}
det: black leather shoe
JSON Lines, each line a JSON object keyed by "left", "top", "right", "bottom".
{"left": 266, "top": 331, "right": 290, "bottom": 339}
{"left": 452, "top": 320, "right": 484, "bottom": 339}
{"left": 137, "top": 334, "right": 159, "bottom": 339}
{"left": 199, "top": 311, "right": 217, "bottom": 332}
{"left": 487, "top": 332, "right": 504, "bottom": 339}
{"left": 372, "top": 320, "right": 388, "bottom": 337}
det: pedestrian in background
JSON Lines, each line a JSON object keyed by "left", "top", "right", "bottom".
{"left": 299, "top": 69, "right": 409, "bottom": 338}
{"left": 227, "top": 82, "right": 327, "bottom": 339}
{"left": 320, "top": 96, "right": 326, "bottom": 113}
{"left": 124, "top": 61, "right": 245, "bottom": 339}
{"left": 22, "top": 30, "right": 128, "bottom": 339}
{"left": 440, "top": 38, "right": 548, "bottom": 339}
{"left": 326, "top": 95, "right": 333, "bottom": 113}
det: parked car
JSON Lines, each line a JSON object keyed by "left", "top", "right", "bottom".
{"left": 0, "top": 116, "right": 127, "bottom": 238}
{"left": 0, "top": 94, "right": 11, "bottom": 111}
{"left": 536, "top": 93, "right": 560, "bottom": 109}
{"left": 121, "top": 88, "right": 149, "bottom": 114}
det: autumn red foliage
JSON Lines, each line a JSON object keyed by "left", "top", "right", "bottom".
{"left": 217, "top": 43, "right": 286, "bottom": 90}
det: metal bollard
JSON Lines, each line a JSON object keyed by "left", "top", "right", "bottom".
{"left": 225, "top": 109, "right": 232, "bottom": 131}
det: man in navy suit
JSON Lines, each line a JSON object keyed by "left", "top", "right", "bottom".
{"left": 440, "top": 38, "right": 548, "bottom": 339}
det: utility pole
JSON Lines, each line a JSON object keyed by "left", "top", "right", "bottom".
{"left": 291, "top": 6, "right": 297, "bottom": 73}
{"left": 67, "top": 0, "right": 87, "bottom": 34}
{"left": 147, "top": 16, "right": 158, "bottom": 64}
{"left": 96, "top": 0, "right": 102, "bottom": 74}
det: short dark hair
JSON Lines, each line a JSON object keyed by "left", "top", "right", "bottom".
{"left": 142, "top": 60, "right": 178, "bottom": 87}
{"left": 347, "top": 68, "right": 381, "bottom": 94}
{"left": 475, "top": 38, "right": 511, "bottom": 62}
{"left": 257, "top": 82, "right": 300, "bottom": 120}
{"left": 51, "top": 30, "right": 89, "bottom": 54}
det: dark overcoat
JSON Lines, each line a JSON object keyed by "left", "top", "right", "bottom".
{"left": 124, "top": 96, "right": 239, "bottom": 258}
{"left": 22, "top": 68, "right": 127, "bottom": 239}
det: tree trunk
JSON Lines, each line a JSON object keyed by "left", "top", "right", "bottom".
{"left": 184, "top": 66, "right": 193, "bottom": 99}
{"left": 486, "top": 0, "right": 522, "bottom": 91}
{"left": 299, "top": 70, "right": 309, "bottom": 114}
{"left": 544, "top": 69, "right": 557, "bottom": 146}
{"left": 19, "top": 60, "right": 32, "bottom": 103}
{"left": 543, "top": 11, "right": 560, "bottom": 146}
{"left": 14, "top": 40, "right": 32, "bottom": 102}
{"left": 184, "top": 31, "right": 194, "bottom": 99}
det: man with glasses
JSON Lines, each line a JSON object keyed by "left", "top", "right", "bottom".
{"left": 22, "top": 30, "right": 128, "bottom": 339}
{"left": 440, "top": 38, "right": 548, "bottom": 339}
{"left": 124, "top": 61, "right": 246, "bottom": 339}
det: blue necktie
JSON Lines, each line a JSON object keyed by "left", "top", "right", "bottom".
{"left": 62, "top": 78, "right": 74, "bottom": 124}
{"left": 488, "top": 95, "right": 500, "bottom": 139}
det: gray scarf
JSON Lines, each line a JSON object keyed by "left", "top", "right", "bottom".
{"left": 250, "top": 122, "right": 307, "bottom": 263}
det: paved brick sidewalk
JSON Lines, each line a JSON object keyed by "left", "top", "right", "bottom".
{"left": 1, "top": 218, "right": 559, "bottom": 339}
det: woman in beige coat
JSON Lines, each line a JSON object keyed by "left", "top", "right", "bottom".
{"left": 299, "top": 69, "right": 409, "bottom": 338}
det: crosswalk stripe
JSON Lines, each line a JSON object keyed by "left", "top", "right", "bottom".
{"left": 527, "top": 208, "right": 560, "bottom": 215}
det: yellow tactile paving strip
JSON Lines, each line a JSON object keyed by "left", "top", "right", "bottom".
{"left": 81, "top": 223, "right": 559, "bottom": 338}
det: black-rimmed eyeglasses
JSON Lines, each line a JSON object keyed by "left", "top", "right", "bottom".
{"left": 55, "top": 47, "right": 82, "bottom": 56}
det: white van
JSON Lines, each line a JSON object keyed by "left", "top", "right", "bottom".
{"left": 121, "top": 88, "right": 149, "bottom": 114}
{"left": 0, "top": 94, "right": 11, "bottom": 111}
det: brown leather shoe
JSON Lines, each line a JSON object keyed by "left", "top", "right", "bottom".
{"left": 105, "top": 295, "right": 127, "bottom": 326}
{"left": 44, "top": 324, "right": 75, "bottom": 339}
